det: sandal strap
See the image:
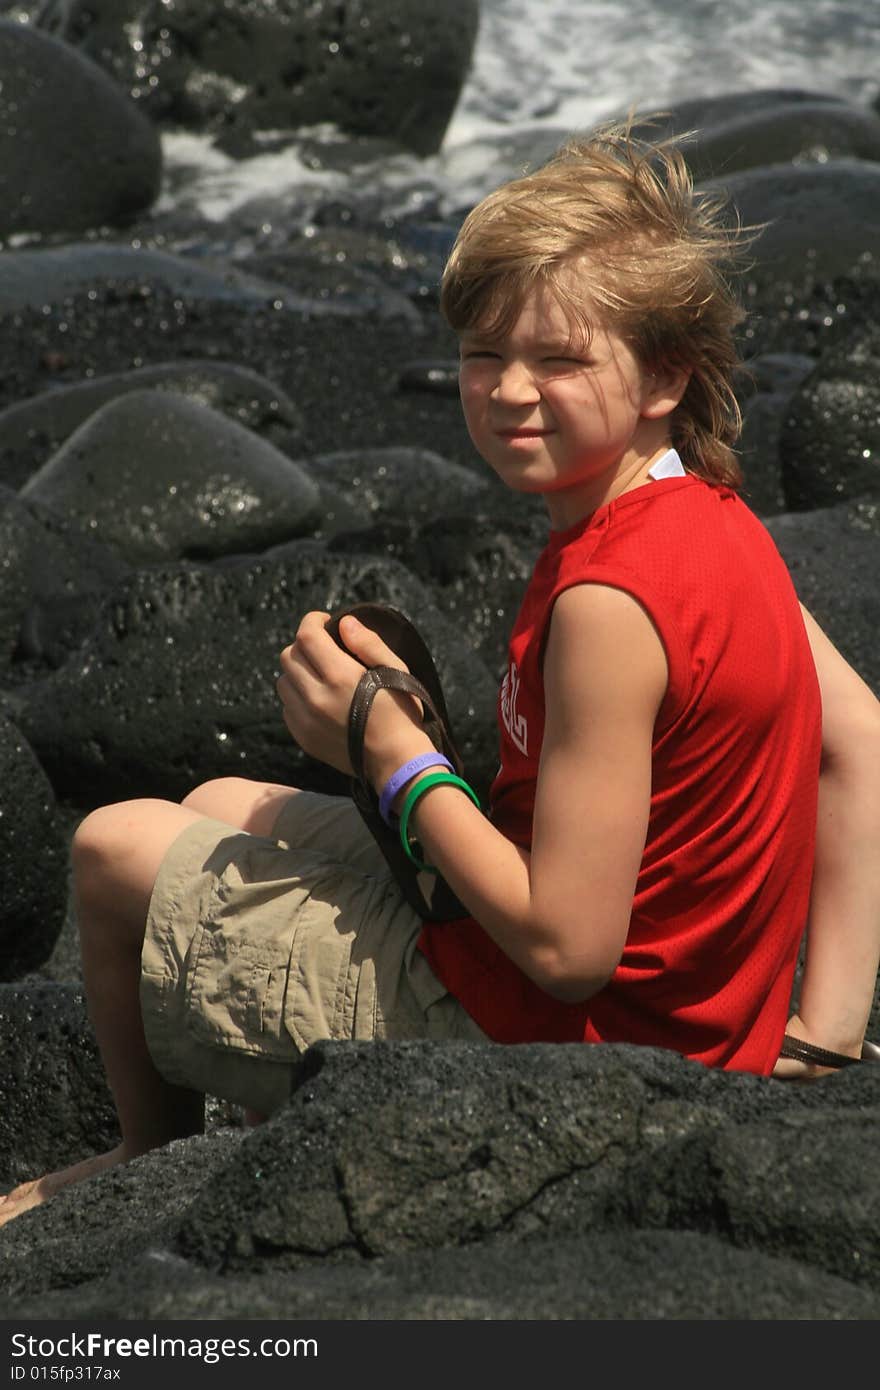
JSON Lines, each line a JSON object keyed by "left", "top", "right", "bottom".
{"left": 323, "top": 603, "right": 467, "bottom": 922}
{"left": 778, "top": 1034, "right": 863, "bottom": 1069}
{"left": 345, "top": 664, "right": 462, "bottom": 792}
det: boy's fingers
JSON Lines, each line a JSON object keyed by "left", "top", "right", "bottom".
{"left": 297, "top": 609, "right": 332, "bottom": 637}
{"left": 283, "top": 610, "right": 340, "bottom": 677}
{"left": 335, "top": 613, "right": 409, "bottom": 674}
{"left": 294, "top": 609, "right": 333, "bottom": 656}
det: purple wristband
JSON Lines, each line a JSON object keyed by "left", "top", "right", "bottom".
{"left": 379, "top": 752, "right": 454, "bottom": 825}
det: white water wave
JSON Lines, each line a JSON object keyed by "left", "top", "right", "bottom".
{"left": 446, "top": 0, "right": 880, "bottom": 145}
{"left": 155, "top": 0, "right": 880, "bottom": 233}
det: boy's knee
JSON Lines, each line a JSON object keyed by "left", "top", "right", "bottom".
{"left": 72, "top": 804, "right": 124, "bottom": 867}
{"left": 71, "top": 800, "right": 164, "bottom": 886}
{"left": 180, "top": 777, "right": 249, "bottom": 814}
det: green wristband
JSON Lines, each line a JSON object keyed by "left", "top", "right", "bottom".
{"left": 398, "top": 771, "right": 481, "bottom": 870}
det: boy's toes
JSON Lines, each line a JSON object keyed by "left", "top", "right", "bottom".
{"left": 0, "top": 1180, "right": 43, "bottom": 1228}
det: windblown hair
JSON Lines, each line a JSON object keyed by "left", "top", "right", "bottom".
{"left": 440, "top": 122, "right": 753, "bottom": 487}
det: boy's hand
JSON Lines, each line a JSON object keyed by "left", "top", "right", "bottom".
{"left": 276, "top": 611, "right": 432, "bottom": 779}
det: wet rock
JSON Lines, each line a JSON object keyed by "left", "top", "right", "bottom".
{"left": 691, "top": 100, "right": 880, "bottom": 180}
{"left": 329, "top": 508, "right": 546, "bottom": 681}
{"left": 10, "top": 548, "right": 499, "bottom": 809}
{"left": 0, "top": 276, "right": 470, "bottom": 469}
{"left": 0, "top": 490, "right": 32, "bottom": 666}
{"left": 0, "top": 19, "right": 161, "bottom": 239}
{"left": 237, "top": 249, "right": 422, "bottom": 327}
{"left": 631, "top": 90, "right": 880, "bottom": 181}
{"left": 242, "top": 221, "right": 449, "bottom": 308}
{"left": 739, "top": 264, "right": 880, "bottom": 363}
{"left": 308, "top": 446, "right": 492, "bottom": 541}
{"left": 777, "top": 327, "right": 880, "bottom": 509}
{"left": 20, "top": 390, "right": 321, "bottom": 565}
{"left": 765, "top": 502, "right": 880, "bottom": 693}
{"left": 0, "top": 983, "right": 115, "bottom": 1181}
{"left": 0, "top": 487, "right": 130, "bottom": 677}
{"left": 695, "top": 157, "right": 880, "bottom": 362}
{"left": 0, "top": 721, "right": 68, "bottom": 980}
{"left": 737, "top": 353, "right": 816, "bottom": 515}
{"left": 741, "top": 351, "right": 819, "bottom": 399}
{"left": 0, "top": 243, "right": 384, "bottom": 317}
{"left": 0, "top": 361, "right": 305, "bottom": 492}
{"left": 706, "top": 158, "right": 880, "bottom": 298}
{"left": 629, "top": 87, "right": 847, "bottom": 139}
{"left": 397, "top": 360, "right": 461, "bottom": 397}
{"left": 36, "top": 0, "right": 480, "bottom": 157}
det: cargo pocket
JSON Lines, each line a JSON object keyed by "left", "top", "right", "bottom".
{"left": 184, "top": 923, "right": 302, "bottom": 1065}
{"left": 283, "top": 872, "right": 422, "bottom": 1050}
{"left": 282, "top": 861, "right": 394, "bottom": 1052}
{"left": 360, "top": 887, "right": 434, "bottom": 1038}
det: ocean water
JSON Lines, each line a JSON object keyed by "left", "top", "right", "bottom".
{"left": 156, "top": 0, "right": 880, "bottom": 247}
{"left": 446, "top": 0, "right": 880, "bottom": 142}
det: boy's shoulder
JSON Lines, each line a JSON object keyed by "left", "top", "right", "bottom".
{"left": 547, "top": 476, "right": 785, "bottom": 597}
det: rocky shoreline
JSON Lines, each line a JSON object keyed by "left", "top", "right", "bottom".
{"left": 1, "top": 4, "right": 879, "bottom": 1320}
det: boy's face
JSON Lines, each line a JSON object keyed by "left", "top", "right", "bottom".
{"left": 457, "top": 281, "right": 682, "bottom": 529}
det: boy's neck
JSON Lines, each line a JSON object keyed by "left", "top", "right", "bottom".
{"left": 544, "top": 442, "right": 678, "bottom": 531}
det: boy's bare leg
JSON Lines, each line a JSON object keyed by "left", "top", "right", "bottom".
{"left": 179, "top": 776, "right": 301, "bottom": 836}
{"left": 0, "top": 798, "right": 207, "bottom": 1227}
{"left": 0, "top": 780, "right": 298, "bottom": 1228}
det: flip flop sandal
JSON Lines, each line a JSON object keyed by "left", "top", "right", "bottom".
{"left": 778, "top": 1034, "right": 880, "bottom": 1069}
{"left": 324, "top": 602, "right": 469, "bottom": 922}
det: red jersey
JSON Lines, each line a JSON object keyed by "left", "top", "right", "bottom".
{"left": 417, "top": 473, "right": 822, "bottom": 1074}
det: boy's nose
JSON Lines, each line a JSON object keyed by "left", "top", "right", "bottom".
{"left": 491, "top": 361, "right": 541, "bottom": 404}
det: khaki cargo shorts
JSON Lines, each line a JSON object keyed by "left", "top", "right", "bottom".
{"left": 140, "top": 790, "right": 487, "bottom": 1115}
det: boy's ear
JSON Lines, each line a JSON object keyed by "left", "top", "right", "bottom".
{"left": 641, "top": 364, "right": 691, "bottom": 420}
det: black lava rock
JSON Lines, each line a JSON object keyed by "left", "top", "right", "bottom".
{"left": 0, "top": 486, "right": 130, "bottom": 678}
{"left": 778, "top": 326, "right": 880, "bottom": 510}
{"left": 0, "top": 360, "right": 306, "bottom": 492}
{"left": 36, "top": 0, "right": 480, "bottom": 157}
{"left": 6, "top": 1039, "right": 876, "bottom": 1319}
{"left": 765, "top": 502, "right": 880, "bottom": 695}
{"left": 0, "top": 19, "right": 161, "bottom": 239}
{"left": 0, "top": 723, "right": 69, "bottom": 981}
{"left": 19, "top": 390, "right": 321, "bottom": 565}
{"left": 630, "top": 88, "right": 880, "bottom": 181}
{"left": 10, "top": 547, "right": 499, "bottom": 809}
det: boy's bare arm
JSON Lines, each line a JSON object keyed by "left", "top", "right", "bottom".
{"left": 515, "top": 583, "right": 665, "bottom": 997}
{"left": 405, "top": 583, "right": 664, "bottom": 1000}
{"left": 774, "top": 606, "right": 880, "bottom": 1076}
{"left": 278, "top": 594, "right": 665, "bottom": 1001}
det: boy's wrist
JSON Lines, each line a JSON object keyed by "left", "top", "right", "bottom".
{"left": 363, "top": 730, "right": 437, "bottom": 802}
{"left": 783, "top": 1012, "right": 864, "bottom": 1062}
{"left": 377, "top": 751, "right": 455, "bottom": 825}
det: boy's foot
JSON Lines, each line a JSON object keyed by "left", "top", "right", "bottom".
{"left": 0, "top": 1145, "right": 125, "bottom": 1229}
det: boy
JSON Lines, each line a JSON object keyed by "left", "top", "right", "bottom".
{"left": 2, "top": 125, "right": 878, "bottom": 1227}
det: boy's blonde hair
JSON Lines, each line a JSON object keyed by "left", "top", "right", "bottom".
{"left": 440, "top": 123, "right": 750, "bottom": 488}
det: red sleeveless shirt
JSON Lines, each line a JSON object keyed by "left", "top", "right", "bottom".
{"left": 417, "top": 475, "right": 822, "bottom": 1074}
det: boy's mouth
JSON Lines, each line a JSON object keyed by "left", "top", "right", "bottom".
{"left": 496, "top": 427, "right": 553, "bottom": 439}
